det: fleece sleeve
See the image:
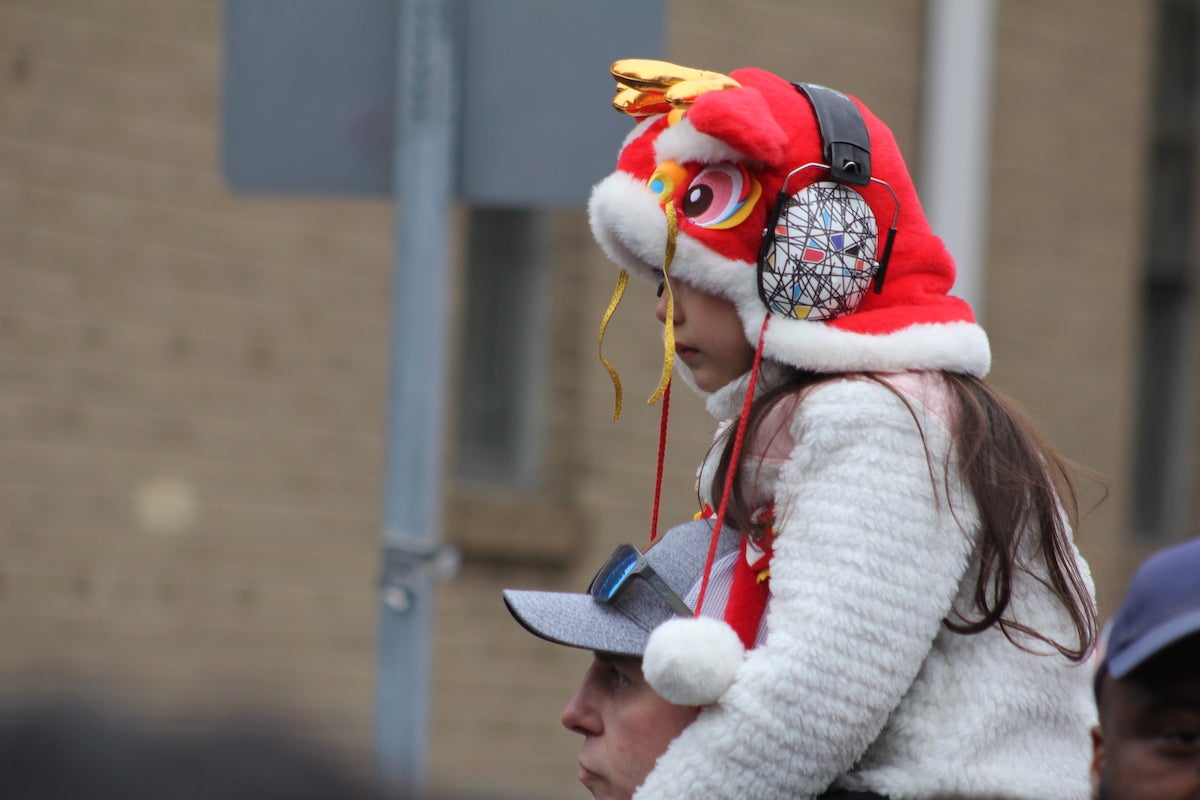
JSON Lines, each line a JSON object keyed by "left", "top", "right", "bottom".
{"left": 633, "top": 379, "right": 978, "bottom": 800}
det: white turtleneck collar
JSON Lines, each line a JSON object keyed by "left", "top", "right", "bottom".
{"left": 685, "top": 359, "right": 791, "bottom": 421}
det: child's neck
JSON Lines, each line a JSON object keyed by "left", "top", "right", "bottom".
{"left": 703, "top": 361, "right": 789, "bottom": 421}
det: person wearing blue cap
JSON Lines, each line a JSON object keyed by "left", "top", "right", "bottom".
{"left": 1090, "top": 536, "right": 1200, "bottom": 800}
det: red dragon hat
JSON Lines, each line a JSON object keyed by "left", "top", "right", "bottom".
{"left": 590, "top": 60, "right": 990, "bottom": 392}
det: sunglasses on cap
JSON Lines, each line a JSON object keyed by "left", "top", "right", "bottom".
{"left": 589, "top": 543, "right": 693, "bottom": 618}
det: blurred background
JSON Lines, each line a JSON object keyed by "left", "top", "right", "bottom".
{"left": 0, "top": 0, "right": 1193, "bottom": 798}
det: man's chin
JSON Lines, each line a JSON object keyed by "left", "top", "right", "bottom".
{"left": 577, "top": 765, "right": 604, "bottom": 798}
{"left": 579, "top": 772, "right": 627, "bottom": 800}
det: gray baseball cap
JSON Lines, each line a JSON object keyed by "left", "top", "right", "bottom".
{"left": 502, "top": 518, "right": 743, "bottom": 657}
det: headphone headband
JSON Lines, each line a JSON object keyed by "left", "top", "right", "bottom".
{"left": 755, "top": 82, "right": 897, "bottom": 319}
{"left": 792, "top": 83, "right": 871, "bottom": 186}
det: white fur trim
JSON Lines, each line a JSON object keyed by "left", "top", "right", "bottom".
{"left": 758, "top": 316, "right": 992, "bottom": 378}
{"left": 620, "top": 114, "right": 663, "bottom": 152}
{"left": 643, "top": 616, "right": 744, "bottom": 707}
{"left": 589, "top": 172, "right": 668, "bottom": 279}
{"left": 655, "top": 118, "right": 750, "bottom": 166}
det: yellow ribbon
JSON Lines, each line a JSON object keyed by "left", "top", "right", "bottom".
{"left": 595, "top": 184, "right": 680, "bottom": 419}
{"left": 598, "top": 269, "right": 629, "bottom": 420}
{"left": 648, "top": 203, "right": 677, "bottom": 405}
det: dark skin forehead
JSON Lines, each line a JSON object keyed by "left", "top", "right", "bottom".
{"left": 1099, "top": 634, "right": 1200, "bottom": 721}
{"left": 1094, "top": 633, "right": 1200, "bottom": 800}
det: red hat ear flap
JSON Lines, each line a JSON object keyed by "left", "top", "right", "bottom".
{"left": 683, "top": 88, "right": 789, "bottom": 169}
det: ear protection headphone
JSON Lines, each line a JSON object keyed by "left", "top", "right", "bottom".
{"left": 756, "top": 83, "right": 899, "bottom": 322}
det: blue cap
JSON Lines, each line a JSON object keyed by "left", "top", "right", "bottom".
{"left": 1103, "top": 537, "right": 1200, "bottom": 679}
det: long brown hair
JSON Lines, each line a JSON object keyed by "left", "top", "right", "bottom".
{"left": 708, "top": 369, "right": 1098, "bottom": 661}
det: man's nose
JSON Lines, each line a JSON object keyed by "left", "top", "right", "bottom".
{"left": 560, "top": 671, "right": 602, "bottom": 735}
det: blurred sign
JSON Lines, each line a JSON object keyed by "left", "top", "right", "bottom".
{"left": 221, "top": 0, "right": 663, "bottom": 206}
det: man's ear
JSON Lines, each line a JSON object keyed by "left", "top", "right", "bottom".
{"left": 1089, "top": 724, "right": 1105, "bottom": 800}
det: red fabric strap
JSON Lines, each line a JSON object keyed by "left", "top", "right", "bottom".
{"left": 695, "top": 314, "right": 770, "bottom": 614}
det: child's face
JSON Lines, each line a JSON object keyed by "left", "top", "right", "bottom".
{"left": 654, "top": 276, "right": 755, "bottom": 393}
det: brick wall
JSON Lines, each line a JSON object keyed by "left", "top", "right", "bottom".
{"left": 0, "top": 0, "right": 392, "bottom": 764}
{"left": 987, "top": 0, "right": 1152, "bottom": 611}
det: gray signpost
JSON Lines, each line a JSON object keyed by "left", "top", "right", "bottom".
{"left": 376, "top": 0, "right": 458, "bottom": 789}
{"left": 222, "top": 1, "right": 662, "bottom": 792}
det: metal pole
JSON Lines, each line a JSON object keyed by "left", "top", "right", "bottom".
{"left": 375, "top": 0, "right": 459, "bottom": 792}
{"left": 919, "top": 0, "right": 997, "bottom": 321}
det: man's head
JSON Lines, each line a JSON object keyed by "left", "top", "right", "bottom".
{"left": 503, "top": 519, "right": 752, "bottom": 800}
{"left": 558, "top": 652, "right": 700, "bottom": 800}
{"left": 1091, "top": 536, "right": 1200, "bottom": 800}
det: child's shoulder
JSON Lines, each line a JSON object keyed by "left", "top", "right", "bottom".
{"left": 799, "top": 371, "right": 956, "bottom": 430}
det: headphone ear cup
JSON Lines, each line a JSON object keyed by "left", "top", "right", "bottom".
{"left": 757, "top": 181, "right": 880, "bottom": 321}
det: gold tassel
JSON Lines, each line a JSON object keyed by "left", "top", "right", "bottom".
{"left": 598, "top": 269, "right": 629, "bottom": 420}
{"left": 647, "top": 204, "right": 677, "bottom": 405}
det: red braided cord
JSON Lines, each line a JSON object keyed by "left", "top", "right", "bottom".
{"left": 649, "top": 380, "right": 672, "bottom": 544}
{"left": 695, "top": 315, "right": 770, "bottom": 615}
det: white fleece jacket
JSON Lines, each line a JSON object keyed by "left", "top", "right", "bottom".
{"left": 633, "top": 370, "right": 1096, "bottom": 800}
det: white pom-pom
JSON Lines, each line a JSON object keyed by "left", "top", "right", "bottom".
{"left": 643, "top": 616, "right": 744, "bottom": 706}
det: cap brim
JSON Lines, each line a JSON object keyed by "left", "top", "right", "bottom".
{"left": 502, "top": 590, "right": 652, "bottom": 657}
{"left": 1107, "top": 607, "right": 1200, "bottom": 679}
{"left": 502, "top": 518, "right": 741, "bottom": 658}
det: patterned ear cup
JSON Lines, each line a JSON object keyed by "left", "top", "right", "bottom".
{"left": 758, "top": 179, "right": 879, "bottom": 321}
{"left": 755, "top": 81, "right": 898, "bottom": 322}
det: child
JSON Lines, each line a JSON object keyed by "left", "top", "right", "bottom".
{"left": 588, "top": 60, "right": 1098, "bottom": 800}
